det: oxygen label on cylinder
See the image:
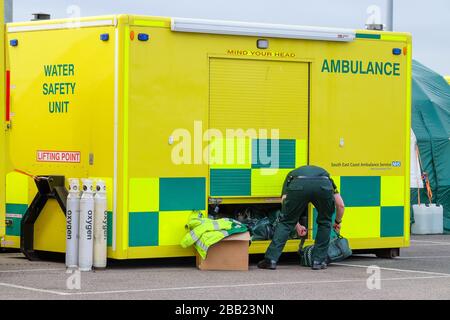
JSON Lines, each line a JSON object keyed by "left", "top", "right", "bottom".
{"left": 66, "top": 178, "right": 80, "bottom": 269}
{"left": 103, "top": 211, "right": 108, "bottom": 241}
{"left": 86, "top": 210, "right": 93, "bottom": 240}
{"left": 67, "top": 210, "right": 73, "bottom": 240}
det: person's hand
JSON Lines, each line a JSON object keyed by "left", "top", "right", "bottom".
{"left": 333, "top": 222, "right": 341, "bottom": 233}
{"left": 295, "top": 223, "right": 307, "bottom": 237}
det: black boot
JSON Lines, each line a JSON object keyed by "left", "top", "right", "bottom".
{"left": 311, "top": 261, "right": 327, "bottom": 270}
{"left": 257, "top": 259, "right": 277, "bottom": 270}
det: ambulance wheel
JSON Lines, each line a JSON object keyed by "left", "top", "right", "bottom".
{"left": 375, "top": 248, "right": 400, "bottom": 259}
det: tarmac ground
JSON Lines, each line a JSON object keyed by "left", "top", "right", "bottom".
{"left": 0, "top": 235, "right": 449, "bottom": 300}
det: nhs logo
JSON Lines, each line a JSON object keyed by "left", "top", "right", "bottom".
{"left": 392, "top": 161, "right": 401, "bottom": 167}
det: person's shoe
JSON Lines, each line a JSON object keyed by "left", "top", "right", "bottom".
{"left": 257, "top": 259, "right": 277, "bottom": 270}
{"left": 311, "top": 261, "right": 327, "bottom": 270}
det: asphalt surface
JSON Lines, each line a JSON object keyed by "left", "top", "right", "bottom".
{"left": 0, "top": 235, "right": 449, "bottom": 300}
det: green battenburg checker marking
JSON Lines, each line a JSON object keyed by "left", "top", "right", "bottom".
{"left": 340, "top": 176, "right": 381, "bottom": 207}
{"left": 210, "top": 169, "right": 251, "bottom": 196}
{"left": 252, "top": 139, "right": 296, "bottom": 169}
{"left": 129, "top": 212, "right": 159, "bottom": 247}
{"left": 5, "top": 204, "right": 28, "bottom": 237}
{"left": 356, "top": 33, "right": 381, "bottom": 39}
{"left": 310, "top": 178, "right": 405, "bottom": 239}
{"left": 107, "top": 211, "right": 113, "bottom": 247}
{"left": 159, "top": 177, "right": 206, "bottom": 211}
{"left": 312, "top": 208, "right": 336, "bottom": 240}
{"left": 380, "top": 206, "right": 404, "bottom": 237}
{"left": 6, "top": 204, "right": 28, "bottom": 215}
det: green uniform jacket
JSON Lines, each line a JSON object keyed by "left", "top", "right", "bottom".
{"left": 281, "top": 165, "right": 339, "bottom": 195}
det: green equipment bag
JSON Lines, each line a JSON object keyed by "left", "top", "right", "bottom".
{"left": 298, "top": 233, "right": 352, "bottom": 267}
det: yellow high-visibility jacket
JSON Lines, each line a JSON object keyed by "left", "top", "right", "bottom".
{"left": 181, "top": 213, "right": 248, "bottom": 259}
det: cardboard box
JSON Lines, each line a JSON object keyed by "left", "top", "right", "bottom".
{"left": 196, "top": 232, "right": 251, "bottom": 271}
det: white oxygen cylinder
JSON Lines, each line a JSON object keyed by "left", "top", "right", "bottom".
{"left": 65, "top": 178, "right": 81, "bottom": 268}
{"left": 93, "top": 180, "right": 108, "bottom": 269}
{"left": 79, "top": 179, "right": 94, "bottom": 271}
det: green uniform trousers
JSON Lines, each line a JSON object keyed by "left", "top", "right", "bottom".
{"left": 265, "top": 177, "right": 335, "bottom": 263}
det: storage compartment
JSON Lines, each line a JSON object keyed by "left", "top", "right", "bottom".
{"left": 209, "top": 203, "right": 307, "bottom": 241}
{"left": 208, "top": 58, "right": 309, "bottom": 200}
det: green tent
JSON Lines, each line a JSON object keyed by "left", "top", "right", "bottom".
{"left": 411, "top": 60, "right": 450, "bottom": 234}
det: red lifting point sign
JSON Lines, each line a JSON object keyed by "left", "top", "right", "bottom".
{"left": 37, "top": 150, "right": 81, "bottom": 163}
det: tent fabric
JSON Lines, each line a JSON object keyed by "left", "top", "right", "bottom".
{"left": 410, "top": 129, "right": 423, "bottom": 189}
{"left": 411, "top": 60, "right": 450, "bottom": 234}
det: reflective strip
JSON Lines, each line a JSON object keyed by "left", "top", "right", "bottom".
{"left": 6, "top": 213, "right": 22, "bottom": 219}
{"left": 212, "top": 221, "right": 220, "bottom": 230}
{"left": 221, "top": 230, "right": 229, "bottom": 237}
{"left": 295, "top": 176, "right": 330, "bottom": 180}
{"left": 190, "top": 230, "right": 199, "bottom": 242}
{"left": 381, "top": 34, "right": 408, "bottom": 42}
{"left": 8, "top": 19, "right": 116, "bottom": 33}
{"left": 196, "top": 239, "right": 209, "bottom": 252}
{"left": 133, "top": 20, "right": 169, "bottom": 28}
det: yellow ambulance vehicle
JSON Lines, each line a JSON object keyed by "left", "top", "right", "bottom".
{"left": 2, "top": 15, "right": 412, "bottom": 260}
{"left": 0, "top": 3, "right": 6, "bottom": 244}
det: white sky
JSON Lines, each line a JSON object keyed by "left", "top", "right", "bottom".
{"left": 11, "top": 0, "right": 450, "bottom": 75}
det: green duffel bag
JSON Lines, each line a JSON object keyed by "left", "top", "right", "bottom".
{"left": 299, "top": 233, "right": 352, "bottom": 267}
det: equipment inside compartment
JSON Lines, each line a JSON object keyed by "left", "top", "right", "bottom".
{"left": 208, "top": 203, "right": 308, "bottom": 241}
